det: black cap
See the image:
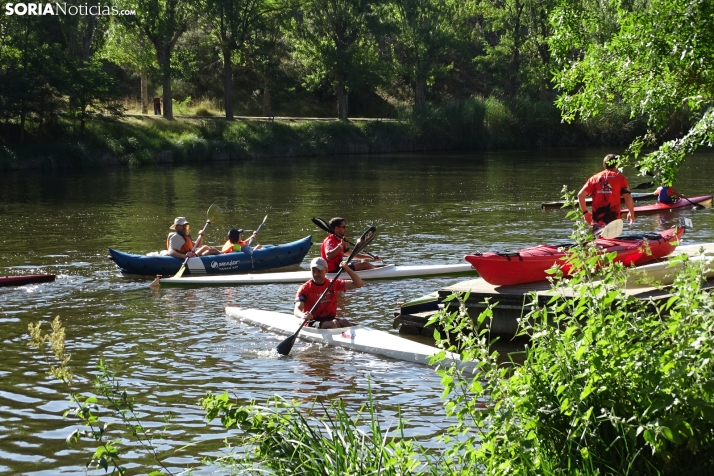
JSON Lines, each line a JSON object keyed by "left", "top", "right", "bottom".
{"left": 227, "top": 229, "right": 243, "bottom": 242}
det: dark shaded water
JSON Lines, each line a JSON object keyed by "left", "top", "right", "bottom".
{"left": 1, "top": 149, "right": 713, "bottom": 474}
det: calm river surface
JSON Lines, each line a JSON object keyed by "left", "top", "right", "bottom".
{"left": 1, "top": 148, "right": 713, "bottom": 474}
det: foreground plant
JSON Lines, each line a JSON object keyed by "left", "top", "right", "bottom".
{"left": 28, "top": 316, "right": 173, "bottom": 476}
{"left": 201, "top": 384, "right": 424, "bottom": 475}
{"left": 429, "top": 207, "right": 714, "bottom": 474}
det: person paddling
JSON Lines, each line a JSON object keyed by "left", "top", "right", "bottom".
{"left": 221, "top": 228, "right": 263, "bottom": 253}
{"left": 578, "top": 154, "right": 635, "bottom": 232}
{"left": 294, "top": 257, "right": 364, "bottom": 329}
{"left": 653, "top": 184, "right": 681, "bottom": 204}
{"left": 167, "top": 217, "right": 220, "bottom": 259}
{"left": 321, "top": 217, "right": 376, "bottom": 273}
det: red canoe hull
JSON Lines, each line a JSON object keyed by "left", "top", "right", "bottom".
{"left": 621, "top": 195, "right": 712, "bottom": 215}
{"left": 0, "top": 274, "right": 56, "bottom": 287}
{"left": 464, "top": 228, "right": 684, "bottom": 286}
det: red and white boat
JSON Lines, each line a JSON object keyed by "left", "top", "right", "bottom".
{"left": 464, "top": 228, "right": 684, "bottom": 286}
{"left": 621, "top": 195, "right": 712, "bottom": 215}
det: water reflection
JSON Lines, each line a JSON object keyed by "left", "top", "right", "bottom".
{"left": 1, "top": 149, "right": 713, "bottom": 473}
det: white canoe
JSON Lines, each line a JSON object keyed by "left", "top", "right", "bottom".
{"left": 225, "top": 307, "right": 465, "bottom": 367}
{"left": 626, "top": 243, "right": 714, "bottom": 288}
{"left": 159, "top": 263, "right": 475, "bottom": 287}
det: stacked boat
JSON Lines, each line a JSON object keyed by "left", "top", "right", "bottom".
{"left": 465, "top": 227, "right": 685, "bottom": 286}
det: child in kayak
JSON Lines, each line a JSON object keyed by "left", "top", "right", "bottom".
{"left": 654, "top": 184, "right": 681, "bottom": 204}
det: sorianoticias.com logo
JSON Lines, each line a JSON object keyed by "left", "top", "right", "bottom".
{"left": 5, "top": 3, "right": 136, "bottom": 15}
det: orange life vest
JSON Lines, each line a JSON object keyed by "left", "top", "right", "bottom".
{"left": 222, "top": 239, "right": 248, "bottom": 253}
{"left": 167, "top": 233, "right": 194, "bottom": 253}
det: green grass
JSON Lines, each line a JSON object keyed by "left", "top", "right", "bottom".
{"left": 0, "top": 96, "right": 644, "bottom": 170}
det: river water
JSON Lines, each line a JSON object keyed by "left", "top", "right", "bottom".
{"left": 1, "top": 148, "right": 713, "bottom": 474}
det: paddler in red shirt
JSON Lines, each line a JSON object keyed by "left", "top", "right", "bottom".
{"left": 320, "top": 217, "right": 376, "bottom": 273}
{"left": 294, "top": 257, "right": 364, "bottom": 329}
{"left": 577, "top": 154, "right": 635, "bottom": 231}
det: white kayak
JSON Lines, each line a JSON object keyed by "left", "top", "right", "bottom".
{"left": 626, "top": 243, "right": 714, "bottom": 288}
{"left": 226, "top": 307, "right": 466, "bottom": 367}
{"left": 159, "top": 263, "right": 475, "bottom": 287}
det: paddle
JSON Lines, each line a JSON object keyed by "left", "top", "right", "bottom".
{"left": 276, "top": 225, "right": 377, "bottom": 356}
{"left": 243, "top": 214, "right": 268, "bottom": 269}
{"left": 247, "top": 215, "right": 268, "bottom": 247}
{"left": 312, "top": 217, "right": 381, "bottom": 261}
{"left": 595, "top": 219, "right": 623, "bottom": 239}
{"left": 678, "top": 194, "right": 706, "bottom": 210}
{"left": 150, "top": 204, "right": 221, "bottom": 287}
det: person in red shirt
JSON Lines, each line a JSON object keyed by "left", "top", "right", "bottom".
{"left": 577, "top": 154, "right": 635, "bottom": 230}
{"left": 320, "top": 217, "right": 376, "bottom": 273}
{"left": 294, "top": 257, "right": 364, "bottom": 329}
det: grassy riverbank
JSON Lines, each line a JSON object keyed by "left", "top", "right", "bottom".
{"left": 0, "top": 98, "right": 644, "bottom": 170}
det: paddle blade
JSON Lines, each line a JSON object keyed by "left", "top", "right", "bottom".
{"left": 173, "top": 265, "right": 187, "bottom": 279}
{"left": 597, "top": 219, "right": 623, "bottom": 239}
{"left": 149, "top": 275, "right": 162, "bottom": 289}
{"left": 352, "top": 226, "right": 377, "bottom": 257}
{"left": 312, "top": 217, "right": 331, "bottom": 234}
{"left": 207, "top": 204, "right": 221, "bottom": 222}
{"left": 276, "top": 334, "right": 297, "bottom": 356}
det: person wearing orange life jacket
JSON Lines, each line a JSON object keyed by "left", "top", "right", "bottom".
{"left": 221, "top": 228, "right": 263, "bottom": 253}
{"left": 653, "top": 184, "right": 681, "bottom": 204}
{"left": 294, "top": 257, "right": 364, "bottom": 329}
{"left": 166, "top": 217, "right": 220, "bottom": 259}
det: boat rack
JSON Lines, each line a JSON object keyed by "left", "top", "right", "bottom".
{"left": 396, "top": 276, "right": 714, "bottom": 339}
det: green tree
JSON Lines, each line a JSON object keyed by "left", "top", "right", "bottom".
{"left": 289, "top": 0, "right": 379, "bottom": 120}
{"left": 128, "top": 0, "right": 197, "bottom": 119}
{"left": 203, "top": 0, "right": 287, "bottom": 119}
{"left": 100, "top": 20, "right": 157, "bottom": 114}
{"left": 474, "top": 0, "right": 556, "bottom": 99}
{"left": 381, "top": 0, "right": 468, "bottom": 107}
{"left": 550, "top": 0, "right": 714, "bottom": 182}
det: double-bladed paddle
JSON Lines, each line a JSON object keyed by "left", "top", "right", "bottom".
{"left": 312, "top": 217, "right": 381, "bottom": 261}
{"left": 150, "top": 204, "right": 221, "bottom": 288}
{"left": 276, "top": 225, "right": 377, "bottom": 356}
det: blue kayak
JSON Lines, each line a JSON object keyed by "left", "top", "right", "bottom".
{"left": 109, "top": 236, "right": 313, "bottom": 276}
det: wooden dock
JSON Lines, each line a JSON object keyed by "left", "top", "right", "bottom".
{"left": 397, "top": 274, "right": 714, "bottom": 338}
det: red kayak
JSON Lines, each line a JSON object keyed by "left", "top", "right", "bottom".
{"left": 622, "top": 195, "right": 712, "bottom": 215}
{"left": 464, "top": 228, "right": 684, "bottom": 286}
{"left": 0, "top": 274, "right": 56, "bottom": 287}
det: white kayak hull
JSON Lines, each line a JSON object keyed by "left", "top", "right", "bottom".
{"left": 160, "top": 263, "right": 475, "bottom": 287}
{"left": 226, "top": 307, "right": 464, "bottom": 367}
{"left": 626, "top": 243, "right": 714, "bottom": 288}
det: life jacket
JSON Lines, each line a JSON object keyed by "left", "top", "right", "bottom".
{"left": 167, "top": 232, "right": 194, "bottom": 253}
{"left": 222, "top": 239, "right": 249, "bottom": 253}
{"left": 658, "top": 186, "right": 674, "bottom": 204}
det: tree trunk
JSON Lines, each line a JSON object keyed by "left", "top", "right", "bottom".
{"left": 222, "top": 47, "right": 234, "bottom": 120}
{"left": 157, "top": 47, "right": 173, "bottom": 119}
{"left": 336, "top": 82, "right": 348, "bottom": 121}
{"left": 141, "top": 71, "right": 149, "bottom": 114}
{"left": 262, "top": 85, "right": 272, "bottom": 117}
{"left": 415, "top": 67, "right": 426, "bottom": 107}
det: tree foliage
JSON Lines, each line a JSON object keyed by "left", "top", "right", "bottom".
{"left": 550, "top": 0, "right": 714, "bottom": 182}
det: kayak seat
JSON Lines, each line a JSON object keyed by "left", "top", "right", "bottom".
{"left": 615, "top": 233, "right": 665, "bottom": 242}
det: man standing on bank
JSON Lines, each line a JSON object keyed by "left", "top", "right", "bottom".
{"left": 294, "top": 257, "right": 364, "bottom": 329}
{"left": 321, "top": 217, "right": 376, "bottom": 273}
{"left": 578, "top": 154, "right": 635, "bottom": 231}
